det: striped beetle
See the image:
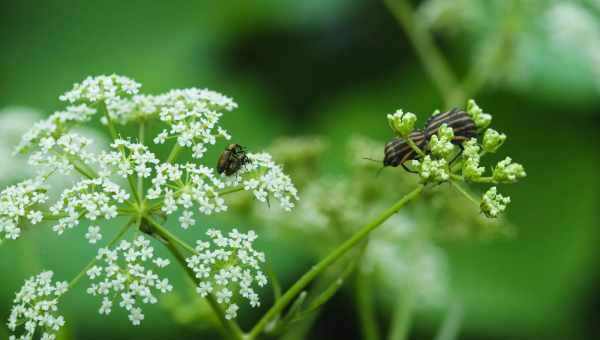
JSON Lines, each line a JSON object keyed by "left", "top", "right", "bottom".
{"left": 383, "top": 108, "right": 477, "bottom": 172}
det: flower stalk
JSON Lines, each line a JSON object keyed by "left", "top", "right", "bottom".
{"left": 247, "top": 184, "right": 424, "bottom": 339}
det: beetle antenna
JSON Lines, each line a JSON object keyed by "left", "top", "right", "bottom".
{"left": 362, "top": 157, "right": 382, "bottom": 163}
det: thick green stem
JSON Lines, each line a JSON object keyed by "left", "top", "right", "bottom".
{"left": 383, "top": 0, "right": 463, "bottom": 107}
{"left": 247, "top": 185, "right": 424, "bottom": 339}
{"left": 144, "top": 216, "right": 196, "bottom": 254}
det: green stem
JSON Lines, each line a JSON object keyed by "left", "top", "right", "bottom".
{"left": 356, "top": 267, "right": 381, "bottom": 340}
{"left": 387, "top": 286, "right": 415, "bottom": 340}
{"left": 219, "top": 186, "right": 245, "bottom": 196}
{"left": 405, "top": 135, "right": 426, "bottom": 158}
{"left": 161, "top": 231, "right": 245, "bottom": 340}
{"left": 138, "top": 120, "right": 145, "bottom": 201}
{"left": 100, "top": 102, "right": 118, "bottom": 140}
{"left": 68, "top": 222, "right": 132, "bottom": 289}
{"left": 300, "top": 243, "right": 366, "bottom": 318}
{"left": 144, "top": 216, "right": 196, "bottom": 254}
{"left": 434, "top": 301, "right": 463, "bottom": 340}
{"left": 70, "top": 160, "right": 96, "bottom": 179}
{"left": 449, "top": 181, "right": 479, "bottom": 206}
{"left": 383, "top": 0, "right": 463, "bottom": 107}
{"left": 167, "top": 143, "right": 182, "bottom": 163}
{"left": 247, "top": 185, "right": 424, "bottom": 339}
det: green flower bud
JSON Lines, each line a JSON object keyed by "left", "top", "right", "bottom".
{"left": 480, "top": 186, "right": 511, "bottom": 218}
{"left": 428, "top": 124, "right": 455, "bottom": 160}
{"left": 410, "top": 155, "right": 449, "bottom": 182}
{"left": 387, "top": 110, "right": 417, "bottom": 137}
{"left": 493, "top": 157, "right": 526, "bottom": 183}
{"left": 466, "top": 99, "right": 492, "bottom": 130}
{"left": 462, "top": 138, "right": 485, "bottom": 180}
{"left": 482, "top": 129, "right": 506, "bottom": 153}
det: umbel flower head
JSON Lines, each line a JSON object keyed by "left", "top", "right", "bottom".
{"left": 86, "top": 235, "right": 173, "bottom": 326}
{"left": 8, "top": 271, "right": 68, "bottom": 340}
{"left": 186, "top": 228, "right": 268, "bottom": 320}
{"left": 0, "top": 74, "right": 298, "bottom": 242}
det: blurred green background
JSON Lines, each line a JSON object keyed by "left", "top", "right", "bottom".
{"left": 0, "top": 0, "right": 598, "bottom": 339}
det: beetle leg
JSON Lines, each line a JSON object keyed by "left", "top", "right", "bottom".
{"left": 449, "top": 144, "right": 464, "bottom": 165}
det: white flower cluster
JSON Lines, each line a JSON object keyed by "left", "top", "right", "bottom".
{"left": 480, "top": 186, "right": 511, "bottom": 218}
{"left": 49, "top": 178, "right": 129, "bottom": 235}
{"left": 59, "top": 75, "right": 140, "bottom": 104}
{"left": 0, "top": 178, "right": 48, "bottom": 240}
{"left": 186, "top": 228, "right": 268, "bottom": 320}
{"left": 466, "top": 99, "right": 492, "bottom": 130}
{"left": 149, "top": 163, "right": 227, "bottom": 217}
{"left": 428, "top": 124, "right": 455, "bottom": 160}
{"left": 28, "top": 132, "right": 97, "bottom": 175}
{"left": 482, "top": 128, "right": 506, "bottom": 153}
{"left": 7, "top": 271, "right": 68, "bottom": 340}
{"left": 387, "top": 110, "right": 417, "bottom": 136}
{"left": 226, "top": 153, "right": 299, "bottom": 211}
{"left": 493, "top": 157, "right": 526, "bottom": 183}
{"left": 461, "top": 138, "right": 485, "bottom": 179}
{"left": 15, "top": 104, "right": 96, "bottom": 155}
{"left": 86, "top": 236, "right": 172, "bottom": 326}
{"left": 152, "top": 88, "right": 236, "bottom": 158}
{"left": 410, "top": 155, "right": 449, "bottom": 182}
{"left": 107, "top": 94, "right": 162, "bottom": 124}
{"left": 98, "top": 139, "right": 159, "bottom": 179}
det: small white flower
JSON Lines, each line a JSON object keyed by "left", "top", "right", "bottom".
{"left": 99, "top": 297, "right": 112, "bottom": 315}
{"left": 153, "top": 130, "right": 168, "bottom": 144}
{"left": 27, "top": 210, "right": 43, "bottom": 225}
{"left": 153, "top": 258, "right": 170, "bottom": 268}
{"left": 225, "top": 303, "right": 239, "bottom": 320}
{"left": 85, "top": 225, "right": 102, "bottom": 244}
{"left": 86, "top": 265, "right": 102, "bottom": 279}
{"left": 128, "top": 307, "right": 144, "bottom": 326}
{"left": 179, "top": 210, "right": 195, "bottom": 229}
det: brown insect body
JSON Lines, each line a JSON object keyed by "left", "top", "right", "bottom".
{"left": 383, "top": 131, "right": 426, "bottom": 167}
{"left": 383, "top": 108, "right": 478, "bottom": 171}
{"left": 424, "top": 108, "right": 477, "bottom": 143}
{"left": 217, "top": 143, "right": 250, "bottom": 176}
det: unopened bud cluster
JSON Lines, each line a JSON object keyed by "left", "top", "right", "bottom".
{"left": 386, "top": 99, "right": 526, "bottom": 218}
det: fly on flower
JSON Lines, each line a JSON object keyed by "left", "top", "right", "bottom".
{"left": 217, "top": 143, "right": 251, "bottom": 176}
